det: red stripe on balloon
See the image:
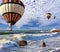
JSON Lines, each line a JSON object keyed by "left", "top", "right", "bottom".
{"left": 15, "top": 15, "right": 19, "bottom": 22}
{"left": 14, "top": 14, "right": 18, "bottom": 21}
{"left": 3, "top": 14, "right": 8, "bottom": 22}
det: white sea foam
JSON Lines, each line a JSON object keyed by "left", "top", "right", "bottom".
{"left": 0, "top": 33, "right": 60, "bottom": 52}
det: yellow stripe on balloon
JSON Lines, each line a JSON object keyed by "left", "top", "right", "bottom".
{"left": 9, "top": 0, "right": 12, "bottom": 2}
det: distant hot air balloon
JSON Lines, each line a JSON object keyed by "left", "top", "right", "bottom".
{"left": 0, "top": 0, "right": 25, "bottom": 30}
{"left": 46, "top": 13, "right": 52, "bottom": 19}
{"left": 54, "top": 16, "right": 56, "bottom": 19}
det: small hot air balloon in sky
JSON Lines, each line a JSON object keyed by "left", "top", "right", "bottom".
{"left": 46, "top": 13, "right": 52, "bottom": 20}
{"left": 54, "top": 16, "right": 56, "bottom": 19}
{"left": 0, "top": 0, "right": 25, "bottom": 31}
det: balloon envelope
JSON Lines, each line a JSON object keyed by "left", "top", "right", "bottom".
{"left": 0, "top": 0, "right": 25, "bottom": 25}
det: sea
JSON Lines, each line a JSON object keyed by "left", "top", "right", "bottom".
{"left": 0, "top": 30, "right": 59, "bottom": 52}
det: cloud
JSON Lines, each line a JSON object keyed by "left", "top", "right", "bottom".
{"left": 15, "top": 0, "right": 60, "bottom": 29}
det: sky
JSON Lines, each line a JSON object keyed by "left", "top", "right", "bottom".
{"left": 0, "top": 0, "right": 60, "bottom": 30}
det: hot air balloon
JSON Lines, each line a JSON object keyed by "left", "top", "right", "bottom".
{"left": 46, "top": 13, "right": 52, "bottom": 19}
{"left": 0, "top": 0, "right": 25, "bottom": 31}
{"left": 54, "top": 16, "right": 56, "bottom": 19}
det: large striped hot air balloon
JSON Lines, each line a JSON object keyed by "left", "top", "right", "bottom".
{"left": 0, "top": 0, "right": 25, "bottom": 30}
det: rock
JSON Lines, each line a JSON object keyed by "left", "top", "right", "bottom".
{"left": 42, "top": 42, "right": 46, "bottom": 47}
{"left": 18, "top": 40, "right": 27, "bottom": 46}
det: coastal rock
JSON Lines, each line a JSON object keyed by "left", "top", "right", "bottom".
{"left": 18, "top": 40, "right": 27, "bottom": 46}
{"left": 42, "top": 42, "right": 46, "bottom": 47}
